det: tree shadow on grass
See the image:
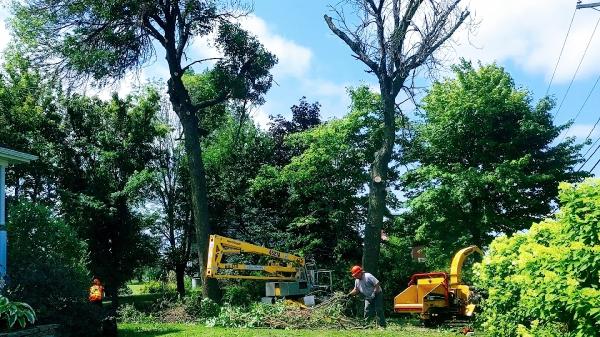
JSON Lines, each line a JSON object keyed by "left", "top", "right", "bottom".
{"left": 118, "top": 326, "right": 183, "bottom": 337}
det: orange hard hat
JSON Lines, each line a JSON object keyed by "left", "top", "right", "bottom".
{"left": 350, "top": 265, "right": 363, "bottom": 277}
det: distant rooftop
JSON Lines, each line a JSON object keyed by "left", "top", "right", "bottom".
{"left": 0, "top": 147, "right": 38, "bottom": 165}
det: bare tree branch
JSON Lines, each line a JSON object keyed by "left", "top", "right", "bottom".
{"left": 324, "top": 14, "right": 380, "bottom": 73}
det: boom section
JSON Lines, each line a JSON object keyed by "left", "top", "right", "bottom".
{"left": 206, "top": 235, "right": 305, "bottom": 281}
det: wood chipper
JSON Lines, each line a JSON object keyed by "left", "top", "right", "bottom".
{"left": 393, "top": 246, "right": 483, "bottom": 324}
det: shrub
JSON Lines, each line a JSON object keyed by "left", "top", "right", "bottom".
{"left": 6, "top": 201, "right": 101, "bottom": 337}
{"left": 118, "top": 286, "right": 133, "bottom": 296}
{"left": 183, "top": 296, "right": 220, "bottom": 319}
{"left": 141, "top": 280, "right": 175, "bottom": 294}
{"left": 476, "top": 179, "right": 600, "bottom": 337}
{"left": 0, "top": 296, "right": 36, "bottom": 329}
{"left": 221, "top": 284, "right": 253, "bottom": 307}
{"left": 116, "top": 304, "right": 155, "bottom": 324}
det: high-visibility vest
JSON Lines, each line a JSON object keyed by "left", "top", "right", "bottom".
{"left": 89, "top": 285, "right": 103, "bottom": 302}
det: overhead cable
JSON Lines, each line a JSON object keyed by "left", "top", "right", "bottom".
{"left": 560, "top": 73, "right": 600, "bottom": 141}
{"left": 554, "top": 13, "right": 600, "bottom": 118}
{"left": 546, "top": 8, "right": 578, "bottom": 95}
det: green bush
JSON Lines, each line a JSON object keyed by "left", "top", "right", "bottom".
{"left": 6, "top": 201, "right": 101, "bottom": 337}
{"left": 476, "top": 179, "right": 600, "bottom": 337}
{"left": 183, "top": 296, "right": 220, "bottom": 319}
{"left": 0, "top": 296, "right": 36, "bottom": 329}
{"left": 221, "top": 284, "right": 253, "bottom": 307}
{"left": 141, "top": 280, "right": 176, "bottom": 294}
{"left": 206, "top": 302, "right": 284, "bottom": 328}
{"left": 116, "top": 304, "right": 156, "bottom": 324}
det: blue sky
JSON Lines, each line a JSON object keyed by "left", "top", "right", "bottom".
{"left": 1, "top": 1, "right": 599, "bottom": 174}
{"left": 249, "top": 1, "right": 600, "bottom": 176}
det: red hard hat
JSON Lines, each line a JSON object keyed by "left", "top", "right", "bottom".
{"left": 350, "top": 265, "right": 363, "bottom": 277}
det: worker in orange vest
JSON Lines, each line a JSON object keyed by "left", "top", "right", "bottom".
{"left": 89, "top": 278, "right": 104, "bottom": 306}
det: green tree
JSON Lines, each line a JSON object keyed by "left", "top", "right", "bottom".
{"left": 476, "top": 179, "right": 600, "bottom": 337}
{"left": 251, "top": 87, "right": 386, "bottom": 285}
{"left": 56, "top": 90, "right": 164, "bottom": 307}
{"left": 268, "top": 97, "right": 322, "bottom": 167}
{"left": 146, "top": 108, "right": 194, "bottom": 298}
{"left": 402, "top": 62, "right": 588, "bottom": 268}
{"left": 11, "top": 0, "right": 276, "bottom": 298}
{"left": 0, "top": 53, "right": 63, "bottom": 202}
{"left": 325, "top": 0, "right": 469, "bottom": 275}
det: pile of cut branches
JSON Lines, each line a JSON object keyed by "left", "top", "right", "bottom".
{"left": 261, "top": 292, "right": 365, "bottom": 330}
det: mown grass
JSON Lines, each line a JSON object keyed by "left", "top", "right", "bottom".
{"left": 119, "top": 323, "right": 461, "bottom": 337}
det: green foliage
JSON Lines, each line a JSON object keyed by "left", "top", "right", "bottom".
{"left": 378, "top": 234, "right": 424, "bottom": 305}
{"left": 57, "top": 89, "right": 164, "bottom": 300}
{"left": 203, "top": 114, "right": 275, "bottom": 238}
{"left": 141, "top": 281, "right": 174, "bottom": 295}
{"left": 6, "top": 200, "right": 89, "bottom": 312}
{"left": 6, "top": 200, "right": 103, "bottom": 337}
{"left": 205, "top": 302, "right": 285, "bottom": 328}
{"left": 0, "top": 52, "right": 62, "bottom": 201}
{"left": 476, "top": 179, "right": 600, "bottom": 337}
{"left": 402, "top": 61, "right": 588, "bottom": 269}
{"left": 221, "top": 285, "right": 253, "bottom": 307}
{"left": 183, "top": 297, "right": 220, "bottom": 320}
{"left": 117, "top": 304, "right": 156, "bottom": 324}
{"left": 0, "top": 296, "right": 36, "bottom": 329}
{"left": 250, "top": 88, "right": 385, "bottom": 280}
{"left": 206, "top": 293, "right": 362, "bottom": 329}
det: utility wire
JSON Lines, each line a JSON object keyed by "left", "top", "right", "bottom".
{"left": 583, "top": 134, "right": 600, "bottom": 158}
{"left": 546, "top": 8, "right": 578, "bottom": 96}
{"left": 589, "top": 153, "right": 600, "bottom": 172}
{"left": 590, "top": 149, "right": 600, "bottom": 172}
{"left": 582, "top": 115, "right": 600, "bottom": 145}
{"left": 560, "top": 73, "right": 600, "bottom": 141}
{"left": 578, "top": 138, "right": 600, "bottom": 171}
{"left": 554, "top": 13, "right": 600, "bottom": 118}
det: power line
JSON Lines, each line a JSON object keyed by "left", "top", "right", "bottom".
{"left": 582, "top": 115, "right": 600, "bottom": 143}
{"left": 583, "top": 133, "right": 600, "bottom": 158}
{"left": 578, "top": 138, "right": 600, "bottom": 171}
{"left": 546, "top": 8, "right": 577, "bottom": 96}
{"left": 560, "top": 73, "right": 600, "bottom": 141}
{"left": 588, "top": 152, "right": 600, "bottom": 172}
{"left": 554, "top": 13, "right": 600, "bottom": 118}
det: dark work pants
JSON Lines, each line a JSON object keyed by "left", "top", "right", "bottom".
{"left": 364, "top": 292, "right": 386, "bottom": 327}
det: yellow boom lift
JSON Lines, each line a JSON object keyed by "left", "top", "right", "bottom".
{"left": 206, "top": 235, "right": 332, "bottom": 301}
{"left": 393, "top": 246, "right": 483, "bottom": 324}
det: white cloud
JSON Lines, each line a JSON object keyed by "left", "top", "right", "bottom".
{"left": 250, "top": 105, "right": 272, "bottom": 130}
{"left": 239, "top": 15, "right": 312, "bottom": 80}
{"left": 563, "top": 123, "right": 600, "bottom": 140}
{"left": 190, "top": 14, "right": 313, "bottom": 81}
{"left": 452, "top": 1, "right": 600, "bottom": 83}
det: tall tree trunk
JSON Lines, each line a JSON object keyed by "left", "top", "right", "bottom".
{"left": 363, "top": 94, "right": 396, "bottom": 276}
{"left": 168, "top": 76, "right": 219, "bottom": 301}
{"left": 175, "top": 263, "right": 186, "bottom": 298}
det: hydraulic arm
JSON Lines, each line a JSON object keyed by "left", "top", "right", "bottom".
{"left": 206, "top": 234, "right": 306, "bottom": 281}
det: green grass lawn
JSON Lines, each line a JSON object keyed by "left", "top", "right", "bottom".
{"left": 119, "top": 323, "right": 461, "bottom": 337}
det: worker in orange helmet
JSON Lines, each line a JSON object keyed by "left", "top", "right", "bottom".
{"left": 89, "top": 278, "right": 104, "bottom": 306}
{"left": 348, "top": 265, "right": 386, "bottom": 328}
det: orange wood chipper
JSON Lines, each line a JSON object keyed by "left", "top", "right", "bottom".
{"left": 393, "top": 246, "right": 483, "bottom": 324}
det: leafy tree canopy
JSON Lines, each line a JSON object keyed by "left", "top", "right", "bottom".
{"left": 401, "top": 61, "right": 588, "bottom": 268}
{"left": 57, "top": 89, "right": 165, "bottom": 302}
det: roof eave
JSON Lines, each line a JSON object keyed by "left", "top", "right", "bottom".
{"left": 0, "top": 147, "right": 38, "bottom": 165}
